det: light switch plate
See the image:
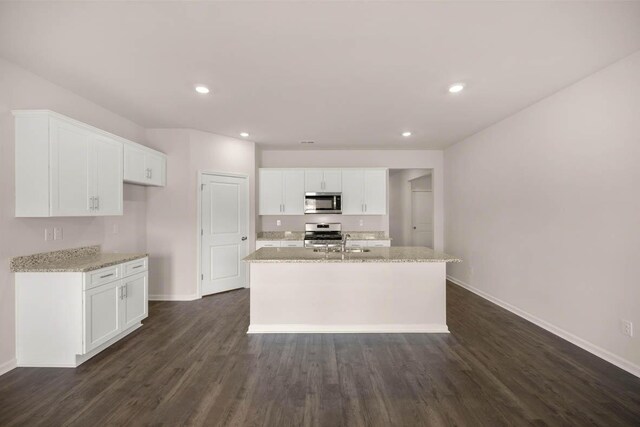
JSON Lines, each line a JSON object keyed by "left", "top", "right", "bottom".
{"left": 44, "top": 228, "right": 53, "bottom": 241}
{"left": 276, "top": 220, "right": 281, "bottom": 226}
{"left": 53, "top": 227, "right": 63, "bottom": 240}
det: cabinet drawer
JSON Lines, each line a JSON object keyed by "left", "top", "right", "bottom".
{"left": 86, "top": 265, "right": 121, "bottom": 290}
{"left": 281, "top": 241, "right": 304, "bottom": 248}
{"left": 368, "top": 240, "right": 391, "bottom": 248}
{"left": 123, "top": 257, "right": 148, "bottom": 277}
{"left": 256, "top": 241, "right": 281, "bottom": 249}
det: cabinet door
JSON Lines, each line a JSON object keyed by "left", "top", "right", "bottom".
{"left": 84, "top": 280, "right": 122, "bottom": 353}
{"left": 123, "top": 144, "right": 146, "bottom": 184}
{"left": 256, "top": 241, "right": 281, "bottom": 249}
{"left": 93, "top": 136, "right": 123, "bottom": 216}
{"left": 363, "top": 169, "right": 387, "bottom": 215}
{"left": 283, "top": 170, "right": 305, "bottom": 214}
{"left": 304, "top": 169, "right": 324, "bottom": 192}
{"left": 122, "top": 272, "right": 148, "bottom": 330}
{"left": 259, "top": 169, "right": 283, "bottom": 215}
{"left": 341, "top": 169, "right": 364, "bottom": 214}
{"left": 322, "top": 169, "right": 342, "bottom": 192}
{"left": 50, "top": 119, "right": 93, "bottom": 216}
{"left": 145, "top": 152, "right": 165, "bottom": 186}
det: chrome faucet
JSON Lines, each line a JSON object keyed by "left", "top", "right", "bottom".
{"left": 341, "top": 233, "right": 351, "bottom": 252}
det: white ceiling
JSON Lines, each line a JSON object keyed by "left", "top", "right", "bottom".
{"left": 1, "top": 1, "right": 639, "bottom": 150}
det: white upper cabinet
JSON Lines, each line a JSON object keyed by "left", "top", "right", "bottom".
{"left": 260, "top": 167, "right": 387, "bottom": 216}
{"left": 14, "top": 110, "right": 164, "bottom": 217}
{"left": 15, "top": 111, "right": 123, "bottom": 217}
{"left": 341, "top": 168, "right": 387, "bottom": 215}
{"left": 123, "top": 142, "right": 166, "bottom": 187}
{"left": 304, "top": 169, "right": 324, "bottom": 193}
{"left": 259, "top": 169, "right": 305, "bottom": 215}
{"left": 282, "top": 170, "right": 305, "bottom": 214}
{"left": 341, "top": 169, "right": 365, "bottom": 215}
{"left": 259, "top": 169, "right": 284, "bottom": 215}
{"left": 304, "top": 169, "right": 342, "bottom": 193}
{"left": 363, "top": 169, "right": 387, "bottom": 214}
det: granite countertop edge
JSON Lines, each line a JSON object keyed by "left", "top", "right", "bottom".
{"left": 243, "top": 247, "right": 461, "bottom": 264}
{"left": 244, "top": 258, "right": 460, "bottom": 264}
{"left": 11, "top": 253, "right": 148, "bottom": 273}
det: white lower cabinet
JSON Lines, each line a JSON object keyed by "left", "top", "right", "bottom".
{"left": 256, "top": 241, "right": 282, "bottom": 249}
{"left": 84, "top": 280, "right": 123, "bottom": 353}
{"left": 123, "top": 272, "right": 148, "bottom": 330}
{"left": 16, "top": 257, "right": 149, "bottom": 367}
{"left": 347, "top": 240, "right": 391, "bottom": 248}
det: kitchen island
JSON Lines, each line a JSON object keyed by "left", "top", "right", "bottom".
{"left": 244, "top": 247, "right": 461, "bottom": 334}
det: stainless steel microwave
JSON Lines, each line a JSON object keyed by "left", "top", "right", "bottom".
{"left": 304, "top": 192, "right": 342, "bottom": 214}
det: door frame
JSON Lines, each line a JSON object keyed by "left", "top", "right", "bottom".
{"left": 196, "top": 171, "right": 250, "bottom": 299}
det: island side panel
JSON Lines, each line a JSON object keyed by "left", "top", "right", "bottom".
{"left": 248, "top": 262, "right": 448, "bottom": 333}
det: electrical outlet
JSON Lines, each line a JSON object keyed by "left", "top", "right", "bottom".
{"left": 276, "top": 220, "right": 281, "bottom": 227}
{"left": 44, "top": 228, "right": 53, "bottom": 241}
{"left": 112, "top": 224, "right": 119, "bottom": 234}
{"left": 359, "top": 219, "right": 364, "bottom": 226}
{"left": 53, "top": 227, "right": 63, "bottom": 240}
{"left": 621, "top": 320, "right": 633, "bottom": 337}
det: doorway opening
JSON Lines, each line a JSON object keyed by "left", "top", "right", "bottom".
{"left": 388, "top": 169, "right": 434, "bottom": 247}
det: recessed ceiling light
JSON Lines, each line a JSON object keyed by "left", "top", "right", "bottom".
{"left": 195, "top": 85, "right": 210, "bottom": 94}
{"left": 402, "top": 131, "right": 412, "bottom": 137}
{"left": 240, "top": 132, "right": 249, "bottom": 138}
{"left": 448, "top": 83, "right": 465, "bottom": 93}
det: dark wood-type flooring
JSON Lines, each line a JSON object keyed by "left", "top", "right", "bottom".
{"left": 1, "top": 283, "right": 639, "bottom": 426}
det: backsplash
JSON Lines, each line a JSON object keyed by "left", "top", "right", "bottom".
{"left": 258, "top": 214, "right": 389, "bottom": 232}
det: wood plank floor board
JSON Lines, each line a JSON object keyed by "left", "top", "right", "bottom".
{"left": 1, "top": 283, "right": 639, "bottom": 426}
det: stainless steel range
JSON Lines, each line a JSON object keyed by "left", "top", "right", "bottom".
{"left": 304, "top": 223, "right": 343, "bottom": 249}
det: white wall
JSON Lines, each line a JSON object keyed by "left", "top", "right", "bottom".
{"left": 444, "top": 51, "right": 640, "bottom": 376}
{"left": 0, "top": 58, "right": 148, "bottom": 373}
{"left": 145, "top": 129, "right": 256, "bottom": 300}
{"left": 258, "top": 150, "right": 444, "bottom": 250}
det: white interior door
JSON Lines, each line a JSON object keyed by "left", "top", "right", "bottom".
{"left": 411, "top": 191, "right": 434, "bottom": 248}
{"left": 201, "top": 174, "right": 248, "bottom": 296}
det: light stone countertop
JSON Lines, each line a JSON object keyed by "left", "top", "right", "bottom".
{"left": 10, "top": 245, "right": 148, "bottom": 273}
{"left": 243, "top": 247, "right": 460, "bottom": 263}
{"left": 256, "top": 231, "right": 391, "bottom": 241}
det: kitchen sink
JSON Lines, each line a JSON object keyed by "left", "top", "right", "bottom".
{"left": 312, "top": 248, "right": 371, "bottom": 253}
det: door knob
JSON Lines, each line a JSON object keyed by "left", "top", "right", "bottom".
{"left": 241, "top": 236, "right": 248, "bottom": 241}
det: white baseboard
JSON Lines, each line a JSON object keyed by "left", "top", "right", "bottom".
{"left": 149, "top": 294, "right": 200, "bottom": 301}
{"left": 248, "top": 324, "right": 449, "bottom": 334}
{"left": 447, "top": 275, "right": 640, "bottom": 378}
{"left": 0, "top": 358, "right": 17, "bottom": 377}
